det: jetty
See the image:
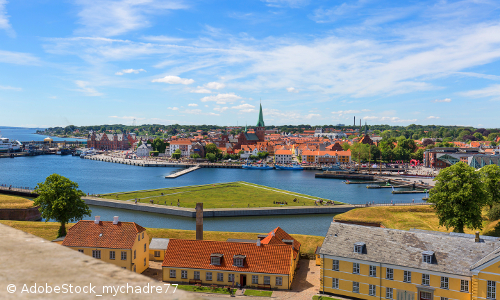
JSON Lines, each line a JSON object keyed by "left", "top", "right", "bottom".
{"left": 392, "top": 190, "right": 429, "bottom": 194}
{"left": 165, "top": 165, "right": 200, "bottom": 178}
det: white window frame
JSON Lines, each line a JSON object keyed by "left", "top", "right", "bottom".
{"left": 121, "top": 251, "right": 127, "bottom": 260}
{"left": 181, "top": 270, "right": 187, "bottom": 279}
{"left": 386, "top": 268, "right": 393, "bottom": 280}
{"left": 332, "top": 278, "right": 339, "bottom": 289}
{"left": 206, "top": 272, "right": 212, "bottom": 281}
{"left": 369, "top": 265, "right": 377, "bottom": 277}
{"left": 211, "top": 256, "right": 221, "bottom": 265}
{"left": 109, "top": 251, "right": 115, "bottom": 260}
{"left": 386, "top": 287, "right": 393, "bottom": 299}
{"left": 332, "top": 260, "right": 339, "bottom": 271}
{"left": 369, "top": 284, "right": 376, "bottom": 296}
{"left": 170, "top": 269, "right": 176, "bottom": 278}
{"left": 404, "top": 270, "right": 411, "bottom": 283}
{"left": 422, "top": 274, "right": 430, "bottom": 286}
{"left": 217, "top": 273, "right": 224, "bottom": 282}
{"left": 252, "top": 275, "right": 258, "bottom": 284}
{"left": 420, "top": 291, "right": 432, "bottom": 300}
{"left": 228, "top": 274, "right": 235, "bottom": 283}
{"left": 441, "top": 277, "right": 449, "bottom": 289}
{"left": 154, "top": 251, "right": 160, "bottom": 257}
{"left": 354, "top": 245, "right": 363, "bottom": 253}
{"left": 353, "top": 282, "right": 360, "bottom": 293}
{"left": 264, "top": 276, "right": 270, "bottom": 285}
{"left": 234, "top": 258, "right": 243, "bottom": 267}
{"left": 353, "top": 262, "right": 360, "bottom": 274}
{"left": 92, "top": 250, "right": 101, "bottom": 259}
{"left": 194, "top": 271, "right": 200, "bottom": 280}
{"left": 488, "top": 281, "right": 496, "bottom": 299}
{"left": 423, "top": 254, "right": 432, "bottom": 263}
{"left": 461, "top": 280, "right": 469, "bottom": 293}
{"left": 276, "top": 277, "right": 282, "bottom": 286}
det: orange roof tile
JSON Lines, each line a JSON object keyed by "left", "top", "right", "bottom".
{"left": 62, "top": 220, "right": 145, "bottom": 249}
{"left": 162, "top": 239, "right": 292, "bottom": 275}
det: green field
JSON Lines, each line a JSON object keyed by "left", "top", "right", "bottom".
{"left": 177, "top": 285, "right": 234, "bottom": 295}
{"left": 244, "top": 289, "right": 273, "bottom": 296}
{"left": 0, "top": 194, "right": 35, "bottom": 209}
{"left": 100, "top": 181, "right": 343, "bottom": 209}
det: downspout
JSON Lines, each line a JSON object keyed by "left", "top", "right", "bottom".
{"left": 379, "top": 262, "right": 382, "bottom": 300}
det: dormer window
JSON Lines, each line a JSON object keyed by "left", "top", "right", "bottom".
{"left": 354, "top": 242, "right": 365, "bottom": 254}
{"left": 210, "top": 253, "right": 223, "bottom": 265}
{"left": 233, "top": 255, "right": 246, "bottom": 267}
{"left": 422, "top": 251, "right": 434, "bottom": 263}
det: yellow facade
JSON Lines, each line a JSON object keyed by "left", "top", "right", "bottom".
{"left": 162, "top": 268, "right": 291, "bottom": 289}
{"left": 149, "top": 249, "right": 165, "bottom": 262}
{"left": 69, "top": 231, "right": 149, "bottom": 274}
{"left": 321, "top": 256, "right": 473, "bottom": 300}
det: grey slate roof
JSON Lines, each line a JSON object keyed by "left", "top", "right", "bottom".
{"left": 244, "top": 133, "right": 259, "bottom": 141}
{"left": 319, "top": 222, "right": 500, "bottom": 276}
{"left": 149, "top": 238, "right": 170, "bottom": 250}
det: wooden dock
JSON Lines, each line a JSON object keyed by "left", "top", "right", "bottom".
{"left": 392, "top": 190, "right": 428, "bottom": 194}
{"left": 165, "top": 165, "right": 200, "bottom": 178}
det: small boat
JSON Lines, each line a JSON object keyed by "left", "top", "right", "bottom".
{"left": 242, "top": 163, "right": 274, "bottom": 170}
{"left": 323, "top": 164, "right": 344, "bottom": 171}
{"left": 275, "top": 163, "right": 304, "bottom": 170}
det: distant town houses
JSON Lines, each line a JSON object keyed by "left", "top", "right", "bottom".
{"left": 136, "top": 143, "right": 152, "bottom": 157}
{"left": 87, "top": 131, "right": 136, "bottom": 150}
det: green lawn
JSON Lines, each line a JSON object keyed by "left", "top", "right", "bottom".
{"left": 0, "top": 194, "right": 35, "bottom": 209}
{"left": 312, "top": 296, "right": 341, "bottom": 300}
{"left": 175, "top": 285, "right": 234, "bottom": 295}
{"left": 100, "top": 181, "right": 343, "bottom": 209}
{"left": 244, "top": 289, "right": 273, "bottom": 296}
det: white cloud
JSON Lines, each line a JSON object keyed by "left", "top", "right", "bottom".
{"left": 427, "top": 116, "right": 440, "bottom": 119}
{"left": 109, "top": 115, "right": 143, "bottom": 120}
{"left": 74, "top": 0, "right": 187, "bottom": 37}
{"left": 167, "top": 107, "right": 179, "bottom": 111}
{"left": 362, "top": 116, "right": 417, "bottom": 123}
{"left": 152, "top": 75, "right": 194, "bottom": 85}
{"left": 0, "top": 50, "right": 39, "bottom": 65}
{"left": 305, "top": 113, "right": 321, "bottom": 119}
{"left": 332, "top": 109, "right": 371, "bottom": 116}
{"left": 214, "top": 106, "right": 229, "bottom": 112}
{"left": 183, "top": 109, "right": 219, "bottom": 116}
{"left": 459, "top": 84, "right": 500, "bottom": 100}
{"left": 287, "top": 87, "right": 299, "bottom": 93}
{"left": 188, "top": 103, "right": 198, "bottom": 107}
{"left": 141, "top": 35, "right": 185, "bottom": 43}
{"left": 0, "top": 0, "right": 14, "bottom": 37}
{"left": 432, "top": 98, "right": 452, "bottom": 103}
{"left": 0, "top": 85, "right": 21, "bottom": 91}
{"left": 205, "top": 82, "right": 225, "bottom": 90}
{"left": 262, "top": 0, "right": 309, "bottom": 8}
{"left": 190, "top": 86, "right": 211, "bottom": 93}
{"left": 200, "top": 93, "right": 242, "bottom": 104}
{"left": 74, "top": 80, "right": 103, "bottom": 96}
{"left": 232, "top": 103, "right": 256, "bottom": 113}
{"left": 115, "top": 68, "right": 146, "bottom": 75}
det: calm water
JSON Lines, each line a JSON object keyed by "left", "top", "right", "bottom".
{"left": 0, "top": 128, "right": 425, "bottom": 236}
{"left": 0, "top": 126, "right": 84, "bottom": 142}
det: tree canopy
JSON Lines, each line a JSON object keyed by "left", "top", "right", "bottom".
{"left": 34, "top": 174, "right": 91, "bottom": 238}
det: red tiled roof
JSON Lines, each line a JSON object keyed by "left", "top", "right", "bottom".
{"left": 260, "top": 227, "right": 301, "bottom": 259}
{"left": 62, "top": 220, "right": 145, "bottom": 249}
{"left": 162, "top": 239, "right": 292, "bottom": 275}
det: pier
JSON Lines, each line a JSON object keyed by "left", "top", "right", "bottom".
{"left": 165, "top": 165, "right": 200, "bottom": 178}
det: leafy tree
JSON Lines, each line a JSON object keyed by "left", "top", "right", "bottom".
{"left": 473, "top": 132, "right": 483, "bottom": 141}
{"left": 429, "top": 162, "right": 485, "bottom": 233}
{"left": 257, "top": 151, "right": 269, "bottom": 159}
{"left": 190, "top": 153, "right": 201, "bottom": 159}
{"left": 206, "top": 153, "right": 217, "bottom": 162}
{"left": 480, "top": 164, "right": 500, "bottom": 209}
{"left": 171, "top": 148, "right": 181, "bottom": 159}
{"left": 341, "top": 143, "right": 350, "bottom": 150}
{"left": 422, "top": 139, "right": 434, "bottom": 147}
{"left": 205, "top": 143, "right": 220, "bottom": 155}
{"left": 411, "top": 148, "right": 424, "bottom": 161}
{"left": 34, "top": 174, "right": 91, "bottom": 238}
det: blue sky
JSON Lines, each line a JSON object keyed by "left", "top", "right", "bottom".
{"left": 0, "top": 0, "right": 500, "bottom": 128}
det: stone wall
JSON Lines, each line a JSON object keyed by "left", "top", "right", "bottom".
{"left": 0, "top": 206, "right": 42, "bottom": 221}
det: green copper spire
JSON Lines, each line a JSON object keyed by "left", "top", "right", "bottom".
{"left": 256, "top": 102, "right": 265, "bottom": 127}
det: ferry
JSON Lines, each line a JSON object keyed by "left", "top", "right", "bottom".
{"left": 242, "top": 163, "right": 274, "bottom": 170}
{"left": 275, "top": 163, "right": 304, "bottom": 170}
{"left": 0, "top": 136, "right": 22, "bottom": 153}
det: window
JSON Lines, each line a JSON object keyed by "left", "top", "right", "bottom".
{"left": 264, "top": 276, "right": 270, "bottom": 285}
{"left": 461, "top": 280, "right": 469, "bottom": 292}
{"left": 386, "top": 268, "right": 393, "bottom": 280}
{"left": 332, "top": 278, "right": 339, "bottom": 289}
{"left": 422, "top": 251, "right": 434, "bottom": 263}
{"left": 228, "top": 274, "right": 235, "bottom": 283}
{"left": 211, "top": 256, "right": 221, "bottom": 265}
{"left": 144, "top": 243, "right": 146, "bottom": 252}
{"left": 142, "top": 232, "right": 144, "bottom": 239}
{"left": 354, "top": 243, "right": 364, "bottom": 254}
{"left": 353, "top": 263, "right": 360, "bottom": 274}
{"left": 121, "top": 251, "right": 127, "bottom": 260}
{"left": 441, "top": 298, "right": 448, "bottom": 300}
{"left": 194, "top": 271, "right": 200, "bottom": 280}
{"left": 134, "top": 250, "right": 136, "bottom": 259}
{"left": 369, "top": 265, "right": 377, "bottom": 277}
{"left": 181, "top": 270, "right": 187, "bottom": 279}
{"left": 109, "top": 251, "right": 115, "bottom": 260}
{"left": 441, "top": 277, "right": 449, "bottom": 289}
{"left": 422, "top": 274, "right": 430, "bottom": 286}
{"left": 138, "top": 234, "right": 140, "bottom": 241}
{"left": 233, "top": 257, "right": 244, "bottom": 267}
{"left": 92, "top": 250, "right": 101, "bottom": 259}
{"left": 488, "top": 281, "right": 496, "bottom": 299}
{"left": 386, "top": 287, "right": 393, "bottom": 299}
{"left": 154, "top": 251, "right": 160, "bottom": 257}
{"left": 252, "top": 275, "right": 258, "bottom": 284}
{"left": 353, "top": 282, "right": 360, "bottom": 293}
{"left": 420, "top": 292, "right": 432, "bottom": 300}
{"left": 404, "top": 270, "right": 411, "bottom": 283}
{"left": 332, "top": 260, "right": 339, "bottom": 271}
{"left": 276, "top": 277, "right": 282, "bottom": 286}
{"left": 369, "top": 284, "right": 376, "bottom": 296}
{"left": 144, "top": 258, "right": 146, "bottom": 266}
{"left": 206, "top": 272, "right": 212, "bottom": 281}
{"left": 169, "top": 270, "right": 176, "bottom": 278}
{"left": 217, "top": 273, "right": 224, "bottom": 282}
{"left": 78, "top": 249, "right": 84, "bottom": 253}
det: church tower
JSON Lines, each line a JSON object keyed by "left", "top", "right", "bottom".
{"left": 255, "top": 103, "right": 265, "bottom": 141}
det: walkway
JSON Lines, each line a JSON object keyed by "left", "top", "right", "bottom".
{"left": 272, "top": 259, "right": 320, "bottom": 300}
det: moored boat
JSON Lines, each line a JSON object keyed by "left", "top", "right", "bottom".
{"left": 275, "top": 163, "right": 304, "bottom": 170}
{"left": 242, "top": 163, "right": 274, "bottom": 170}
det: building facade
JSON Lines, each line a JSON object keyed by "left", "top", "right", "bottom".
{"left": 169, "top": 140, "right": 192, "bottom": 157}
{"left": 87, "top": 131, "right": 136, "bottom": 150}
{"left": 275, "top": 149, "right": 292, "bottom": 164}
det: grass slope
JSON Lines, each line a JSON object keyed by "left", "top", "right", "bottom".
{"left": 101, "top": 181, "right": 343, "bottom": 209}
{"left": 0, "top": 194, "right": 35, "bottom": 209}
{"left": 244, "top": 289, "right": 273, "bottom": 296}
{"left": 0, "top": 221, "right": 324, "bottom": 257}
{"left": 177, "top": 285, "right": 234, "bottom": 295}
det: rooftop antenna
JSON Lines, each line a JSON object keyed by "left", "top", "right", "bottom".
{"left": 132, "top": 119, "right": 136, "bottom": 126}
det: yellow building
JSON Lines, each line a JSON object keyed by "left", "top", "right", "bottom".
{"left": 319, "top": 223, "right": 500, "bottom": 300}
{"left": 62, "top": 216, "right": 149, "bottom": 274}
{"left": 162, "top": 227, "right": 300, "bottom": 290}
{"left": 149, "top": 238, "right": 169, "bottom": 262}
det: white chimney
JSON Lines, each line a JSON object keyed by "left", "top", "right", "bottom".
{"left": 94, "top": 216, "right": 100, "bottom": 224}
{"left": 113, "top": 216, "right": 119, "bottom": 225}
{"left": 256, "top": 240, "right": 261, "bottom": 246}
{"left": 271, "top": 231, "right": 275, "bottom": 236}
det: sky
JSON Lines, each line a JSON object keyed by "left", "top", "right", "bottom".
{"left": 0, "top": 0, "right": 500, "bottom": 128}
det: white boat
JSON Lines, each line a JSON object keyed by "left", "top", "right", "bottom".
{"left": 0, "top": 136, "right": 21, "bottom": 153}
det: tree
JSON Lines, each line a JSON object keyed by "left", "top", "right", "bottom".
{"left": 480, "top": 164, "right": 500, "bottom": 209}
{"left": 205, "top": 143, "right": 220, "bottom": 155}
{"left": 206, "top": 153, "right": 217, "bottom": 162}
{"left": 171, "top": 148, "right": 181, "bottom": 159}
{"left": 190, "top": 153, "right": 201, "bottom": 159}
{"left": 429, "top": 162, "right": 485, "bottom": 233}
{"left": 34, "top": 174, "right": 91, "bottom": 238}
{"left": 341, "top": 143, "right": 350, "bottom": 150}
{"left": 422, "top": 139, "right": 434, "bottom": 147}
{"left": 473, "top": 132, "right": 483, "bottom": 141}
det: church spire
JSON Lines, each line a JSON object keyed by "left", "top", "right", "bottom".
{"left": 256, "top": 102, "right": 265, "bottom": 127}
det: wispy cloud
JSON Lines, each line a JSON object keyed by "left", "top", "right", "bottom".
{"left": 332, "top": 109, "right": 370, "bottom": 116}
{"left": 74, "top": 80, "right": 103, "bottom": 96}
{"left": 214, "top": 106, "right": 229, "bottom": 113}
{"left": 287, "top": 87, "right": 299, "bottom": 93}
{"left": 74, "top": 0, "right": 188, "bottom": 37}
{"left": 115, "top": 68, "right": 146, "bottom": 75}
{"left": 262, "top": 0, "right": 309, "bottom": 8}
{"left": 0, "top": 0, "right": 15, "bottom": 37}
{"left": 0, "top": 85, "right": 21, "bottom": 91}
{"left": 167, "top": 107, "right": 179, "bottom": 110}
{"left": 188, "top": 103, "right": 198, "bottom": 107}
{"left": 0, "top": 50, "right": 40, "bottom": 65}
{"left": 200, "top": 93, "right": 242, "bottom": 104}
{"left": 427, "top": 116, "right": 440, "bottom": 119}
{"left": 432, "top": 98, "right": 451, "bottom": 103}
{"left": 182, "top": 109, "right": 219, "bottom": 116}
{"left": 362, "top": 116, "right": 417, "bottom": 123}
{"left": 152, "top": 75, "right": 194, "bottom": 85}
{"left": 206, "top": 82, "right": 225, "bottom": 90}
{"left": 232, "top": 103, "right": 256, "bottom": 113}
{"left": 190, "top": 87, "right": 211, "bottom": 93}
{"left": 459, "top": 84, "right": 500, "bottom": 100}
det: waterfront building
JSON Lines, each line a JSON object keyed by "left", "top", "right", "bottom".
{"left": 169, "top": 139, "right": 193, "bottom": 157}
{"left": 136, "top": 143, "right": 152, "bottom": 157}
{"left": 423, "top": 147, "right": 481, "bottom": 168}
{"left": 162, "top": 227, "right": 300, "bottom": 289}
{"left": 319, "top": 222, "right": 500, "bottom": 300}
{"left": 302, "top": 150, "right": 351, "bottom": 164}
{"left": 87, "top": 131, "right": 136, "bottom": 150}
{"left": 61, "top": 216, "right": 149, "bottom": 274}
{"left": 275, "top": 149, "right": 292, "bottom": 164}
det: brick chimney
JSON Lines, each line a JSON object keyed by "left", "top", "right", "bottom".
{"left": 196, "top": 203, "right": 203, "bottom": 240}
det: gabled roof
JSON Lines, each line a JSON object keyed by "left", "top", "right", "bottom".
{"left": 260, "top": 227, "right": 301, "bottom": 259}
{"left": 162, "top": 239, "right": 292, "bottom": 275}
{"left": 62, "top": 220, "right": 145, "bottom": 249}
{"left": 150, "top": 238, "right": 170, "bottom": 250}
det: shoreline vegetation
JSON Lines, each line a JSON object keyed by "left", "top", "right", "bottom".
{"left": 0, "top": 194, "right": 35, "bottom": 209}
{"left": 100, "top": 181, "right": 344, "bottom": 209}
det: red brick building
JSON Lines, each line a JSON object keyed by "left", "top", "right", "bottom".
{"left": 87, "top": 131, "right": 136, "bottom": 150}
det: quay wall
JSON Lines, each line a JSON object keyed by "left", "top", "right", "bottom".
{"left": 0, "top": 206, "right": 42, "bottom": 221}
